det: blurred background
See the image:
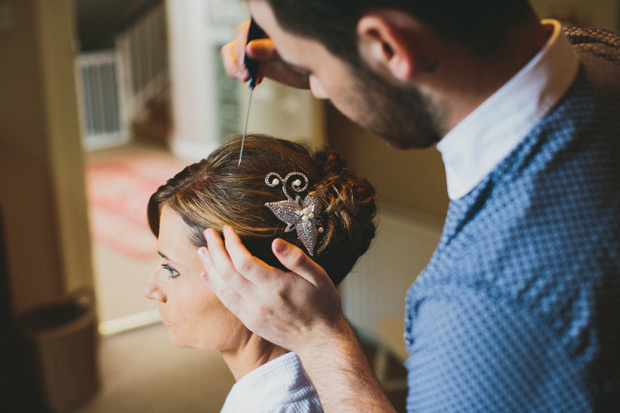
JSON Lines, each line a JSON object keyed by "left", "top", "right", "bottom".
{"left": 0, "top": 0, "right": 618, "bottom": 411}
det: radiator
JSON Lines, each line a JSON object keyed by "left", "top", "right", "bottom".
{"left": 340, "top": 205, "right": 443, "bottom": 345}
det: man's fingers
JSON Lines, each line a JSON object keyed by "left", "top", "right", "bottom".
{"left": 200, "top": 229, "right": 255, "bottom": 294}
{"left": 271, "top": 238, "right": 332, "bottom": 288}
{"left": 220, "top": 20, "right": 310, "bottom": 89}
{"left": 201, "top": 228, "right": 230, "bottom": 273}
{"left": 200, "top": 271, "right": 245, "bottom": 313}
{"left": 220, "top": 41, "right": 248, "bottom": 81}
{"left": 246, "top": 38, "right": 276, "bottom": 59}
{"left": 222, "top": 226, "right": 277, "bottom": 285}
{"left": 233, "top": 20, "right": 251, "bottom": 63}
{"left": 220, "top": 20, "right": 253, "bottom": 81}
{"left": 235, "top": 20, "right": 251, "bottom": 42}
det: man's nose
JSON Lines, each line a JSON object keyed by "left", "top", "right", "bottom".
{"left": 143, "top": 267, "right": 167, "bottom": 303}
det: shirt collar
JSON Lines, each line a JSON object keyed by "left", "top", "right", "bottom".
{"left": 436, "top": 19, "right": 579, "bottom": 200}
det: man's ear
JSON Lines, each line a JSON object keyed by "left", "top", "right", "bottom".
{"left": 357, "top": 11, "right": 423, "bottom": 82}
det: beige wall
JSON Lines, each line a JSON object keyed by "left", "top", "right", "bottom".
{"left": 530, "top": 0, "right": 619, "bottom": 32}
{"left": 327, "top": 107, "right": 450, "bottom": 220}
{"left": 0, "top": 0, "right": 93, "bottom": 316}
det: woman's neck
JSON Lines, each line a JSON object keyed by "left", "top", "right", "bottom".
{"left": 220, "top": 333, "right": 289, "bottom": 381}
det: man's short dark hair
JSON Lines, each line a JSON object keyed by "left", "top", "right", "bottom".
{"left": 265, "top": 0, "right": 537, "bottom": 63}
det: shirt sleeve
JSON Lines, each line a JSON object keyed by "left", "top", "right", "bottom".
{"left": 405, "top": 289, "right": 593, "bottom": 412}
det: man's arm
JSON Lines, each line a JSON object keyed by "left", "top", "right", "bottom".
{"left": 295, "top": 316, "right": 397, "bottom": 412}
{"left": 198, "top": 226, "right": 396, "bottom": 412}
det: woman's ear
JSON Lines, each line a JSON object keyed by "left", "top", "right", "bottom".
{"left": 356, "top": 11, "right": 424, "bottom": 82}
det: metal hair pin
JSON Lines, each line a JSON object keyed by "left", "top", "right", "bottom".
{"left": 238, "top": 18, "right": 265, "bottom": 166}
{"left": 264, "top": 172, "right": 324, "bottom": 256}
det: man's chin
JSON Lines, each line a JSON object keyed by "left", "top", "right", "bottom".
{"left": 384, "top": 138, "right": 417, "bottom": 150}
{"left": 379, "top": 133, "right": 440, "bottom": 150}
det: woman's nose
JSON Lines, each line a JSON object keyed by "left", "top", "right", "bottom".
{"left": 143, "top": 268, "right": 167, "bottom": 303}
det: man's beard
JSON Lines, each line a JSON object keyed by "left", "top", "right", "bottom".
{"left": 350, "top": 63, "right": 445, "bottom": 149}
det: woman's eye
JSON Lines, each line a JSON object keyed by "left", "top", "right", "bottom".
{"left": 162, "top": 264, "right": 180, "bottom": 279}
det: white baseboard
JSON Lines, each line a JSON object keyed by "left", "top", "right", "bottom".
{"left": 98, "top": 308, "right": 162, "bottom": 336}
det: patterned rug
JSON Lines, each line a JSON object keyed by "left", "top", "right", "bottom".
{"left": 86, "top": 150, "right": 185, "bottom": 260}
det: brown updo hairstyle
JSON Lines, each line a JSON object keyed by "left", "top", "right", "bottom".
{"left": 147, "top": 134, "right": 376, "bottom": 286}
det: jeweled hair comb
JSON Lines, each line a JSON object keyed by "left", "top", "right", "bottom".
{"left": 264, "top": 172, "right": 324, "bottom": 256}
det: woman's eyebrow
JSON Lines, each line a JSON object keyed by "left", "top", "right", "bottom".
{"left": 158, "top": 251, "right": 182, "bottom": 267}
{"left": 157, "top": 251, "right": 183, "bottom": 267}
{"left": 158, "top": 251, "right": 170, "bottom": 260}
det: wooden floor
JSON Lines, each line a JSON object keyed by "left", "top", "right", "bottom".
{"left": 73, "top": 324, "right": 235, "bottom": 413}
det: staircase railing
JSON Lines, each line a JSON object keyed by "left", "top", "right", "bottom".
{"left": 75, "top": 51, "right": 123, "bottom": 150}
{"left": 75, "top": 0, "right": 168, "bottom": 151}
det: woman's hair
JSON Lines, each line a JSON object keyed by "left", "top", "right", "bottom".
{"left": 147, "top": 134, "right": 376, "bottom": 286}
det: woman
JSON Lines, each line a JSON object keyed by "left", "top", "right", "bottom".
{"left": 142, "top": 134, "right": 376, "bottom": 412}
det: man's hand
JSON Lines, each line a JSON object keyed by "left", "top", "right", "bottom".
{"left": 199, "top": 226, "right": 396, "bottom": 412}
{"left": 198, "top": 226, "right": 343, "bottom": 353}
{"left": 220, "top": 20, "right": 310, "bottom": 89}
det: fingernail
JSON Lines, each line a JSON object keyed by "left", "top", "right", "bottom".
{"left": 197, "top": 247, "right": 208, "bottom": 261}
{"left": 200, "top": 273, "right": 210, "bottom": 285}
{"left": 235, "top": 71, "right": 244, "bottom": 81}
{"left": 274, "top": 239, "right": 288, "bottom": 254}
{"left": 206, "top": 228, "right": 214, "bottom": 242}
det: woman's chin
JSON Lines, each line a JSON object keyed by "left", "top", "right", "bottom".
{"left": 168, "top": 331, "right": 191, "bottom": 349}
{"left": 168, "top": 332, "right": 218, "bottom": 351}
{"left": 166, "top": 327, "right": 235, "bottom": 351}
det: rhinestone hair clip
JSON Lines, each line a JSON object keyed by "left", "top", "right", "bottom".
{"left": 264, "top": 172, "right": 324, "bottom": 256}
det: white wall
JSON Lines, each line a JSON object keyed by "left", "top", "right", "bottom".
{"left": 166, "top": 0, "right": 222, "bottom": 161}
{"left": 239, "top": 79, "right": 327, "bottom": 149}
{"left": 340, "top": 205, "right": 443, "bottom": 344}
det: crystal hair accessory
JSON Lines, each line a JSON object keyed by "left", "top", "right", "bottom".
{"left": 265, "top": 172, "right": 324, "bottom": 256}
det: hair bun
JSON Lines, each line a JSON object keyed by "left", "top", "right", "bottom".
{"left": 315, "top": 150, "right": 345, "bottom": 176}
{"left": 310, "top": 148, "right": 377, "bottom": 285}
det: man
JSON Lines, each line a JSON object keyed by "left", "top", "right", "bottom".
{"left": 198, "top": 0, "right": 620, "bottom": 411}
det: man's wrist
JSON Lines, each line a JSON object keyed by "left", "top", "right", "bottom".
{"left": 294, "top": 313, "right": 358, "bottom": 364}
{"left": 293, "top": 313, "right": 397, "bottom": 412}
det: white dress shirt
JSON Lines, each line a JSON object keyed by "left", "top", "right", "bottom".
{"left": 437, "top": 19, "right": 579, "bottom": 200}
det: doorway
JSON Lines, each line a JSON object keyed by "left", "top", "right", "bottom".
{"left": 75, "top": 0, "right": 176, "bottom": 334}
{"left": 84, "top": 144, "right": 184, "bottom": 334}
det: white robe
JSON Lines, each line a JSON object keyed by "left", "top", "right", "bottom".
{"left": 220, "top": 352, "right": 323, "bottom": 413}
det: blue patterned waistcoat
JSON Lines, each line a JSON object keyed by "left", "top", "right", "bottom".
{"left": 405, "top": 28, "right": 620, "bottom": 412}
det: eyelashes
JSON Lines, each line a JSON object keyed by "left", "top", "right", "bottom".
{"left": 161, "top": 263, "right": 180, "bottom": 279}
